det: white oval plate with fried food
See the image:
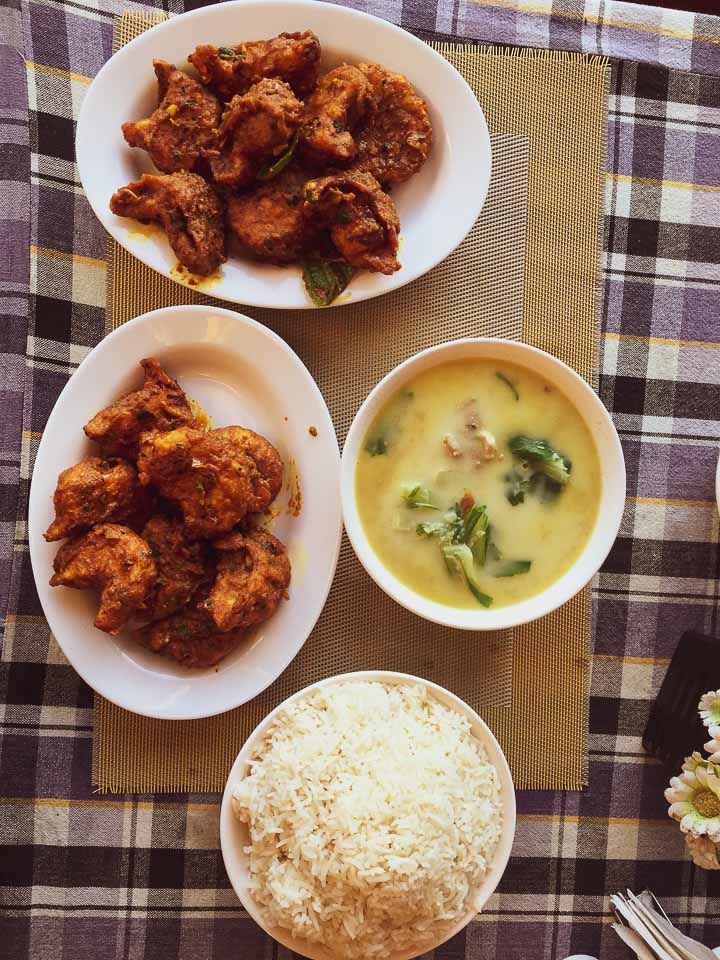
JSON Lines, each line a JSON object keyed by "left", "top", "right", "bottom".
{"left": 28, "top": 305, "right": 341, "bottom": 720}
{"left": 76, "top": 0, "right": 491, "bottom": 310}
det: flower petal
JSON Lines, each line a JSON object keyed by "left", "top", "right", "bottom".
{"left": 699, "top": 690, "right": 720, "bottom": 728}
{"left": 685, "top": 833, "right": 720, "bottom": 870}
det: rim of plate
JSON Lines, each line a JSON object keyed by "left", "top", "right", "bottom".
{"left": 75, "top": 0, "right": 491, "bottom": 310}
{"left": 27, "top": 305, "right": 342, "bottom": 719}
{"left": 341, "top": 338, "right": 627, "bottom": 631}
{"left": 219, "top": 669, "right": 516, "bottom": 960}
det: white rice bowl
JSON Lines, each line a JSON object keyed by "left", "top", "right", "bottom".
{"left": 231, "top": 679, "right": 504, "bottom": 958}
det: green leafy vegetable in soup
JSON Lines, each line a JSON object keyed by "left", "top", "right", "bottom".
{"left": 495, "top": 371, "right": 519, "bottom": 401}
{"left": 400, "top": 484, "right": 437, "bottom": 510}
{"left": 509, "top": 436, "right": 571, "bottom": 486}
{"left": 505, "top": 436, "right": 571, "bottom": 505}
{"left": 354, "top": 358, "right": 601, "bottom": 610}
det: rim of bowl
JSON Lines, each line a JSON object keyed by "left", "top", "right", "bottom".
{"left": 220, "top": 669, "right": 516, "bottom": 960}
{"left": 340, "top": 338, "right": 627, "bottom": 631}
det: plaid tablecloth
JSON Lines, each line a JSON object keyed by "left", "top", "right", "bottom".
{"left": 2, "top": 0, "right": 720, "bottom": 957}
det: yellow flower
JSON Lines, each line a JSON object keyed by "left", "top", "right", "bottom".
{"left": 699, "top": 690, "right": 720, "bottom": 729}
{"left": 665, "top": 753, "right": 720, "bottom": 842}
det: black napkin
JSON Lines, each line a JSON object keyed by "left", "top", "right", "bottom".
{"left": 643, "top": 630, "right": 720, "bottom": 770}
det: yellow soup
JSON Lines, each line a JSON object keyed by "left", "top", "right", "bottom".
{"left": 355, "top": 359, "right": 601, "bottom": 610}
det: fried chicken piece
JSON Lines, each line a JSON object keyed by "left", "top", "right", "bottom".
{"left": 50, "top": 524, "right": 156, "bottom": 635}
{"left": 110, "top": 172, "right": 226, "bottom": 276}
{"left": 303, "top": 169, "right": 401, "bottom": 274}
{"left": 84, "top": 357, "right": 199, "bottom": 460}
{"left": 226, "top": 167, "right": 307, "bottom": 263}
{"left": 208, "top": 79, "right": 303, "bottom": 188}
{"left": 122, "top": 60, "right": 221, "bottom": 174}
{"left": 137, "top": 426, "right": 282, "bottom": 538}
{"left": 135, "top": 516, "right": 208, "bottom": 623}
{"left": 299, "top": 64, "right": 369, "bottom": 167}
{"left": 212, "top": 426, "right": 284, "bottom": 498}
{"left": 189, "top": 31, "right": 321, "bottom": 101}
{"left": 205, "top": 528, "right": 291, "bottom": 633}
{"left": 44, "top": 457, "right": 142, "bottom": 542}
{"left": 135, "top": 603, "right": 245, "bottom": 668}
{"left": 354, "top": 63, "right": 432, "bottom": 185}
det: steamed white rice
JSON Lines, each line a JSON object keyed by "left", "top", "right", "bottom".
{"left": 232, "top": 681, "right": 503, "bottom": 958}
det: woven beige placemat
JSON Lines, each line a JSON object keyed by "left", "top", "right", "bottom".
{"left": 93, "top": 13, "right": 609, "bottom": 793}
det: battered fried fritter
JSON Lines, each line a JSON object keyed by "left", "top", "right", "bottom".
{"left": 208, "top": 79, "right": 303, "bottom": 188}
{"left": 303, "top": 169, "right": 400, "bottom": 274}
{"left": 135, "top": 516, "right": 208, "bottom": 623}
{"left": 205, "top": 528, "right": 291, "bottom": 632}
{"left": 300, "top": 64, "right": 369, "bottom": 167}
{"left": 110, "top": 172, "right": 226, "bottom": 276}
{"left": 137, "top": 426, "right": 282, "bottom": 538}
{"left": 122, "top": 60, "right": 221, "bottom": 174}
{"left": 50, "top": 524, "right": 156, "bottom": 635}
{"left": 189, "top": 31, "right": 321, "bottom": 101}
{"left": 355, "top": 63, "right": 432, "bottom": 185}
{"left": 135, "top": 604, "right": 245, "bottom": 668}
{"left": 44, "top": 457, "right": 142, "bottom": 542}
{"left": 84, "top": 357, "right": 198, "bottom": 460}
{"left": 226, "top": 167, "right": 307, "bottom": 263}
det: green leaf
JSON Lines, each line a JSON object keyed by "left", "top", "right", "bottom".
{"left": 509, "top": 436, "right": 572, "bottom": 486}
{"left": 496, "top": 371, "right": 519, "bottom": 401}
{"left": 461, "top": 503, "right": 486, "bottom": 543}
{"left": 416, "top": 520, "right": 453, "bottom": 538}
{"left": 400, "top": 483, "right": 438, "bottom": 510}
{"left": 505, "top": 467, "right": 530, "bottom": 506}
{"left": 257, "top": 129, "right": 301, "bottom": 182}
{"left": 469, "top": 512, "right": 489, "bottom": 565}
{"left": 487, "top": 541, "right": 503, "bottom": 563}
{"left": 494, "top": 560, "right": 532, "bottom": 577}
{"left": 442, "top": 543, "right": 493, "bottom": 608}
{"left": 464, "top": 575, "right": 494, "bottom": 607}
{"left": 302, "top": 255, "right": 354, "bottom": 307}
{"left": 364, "top": 434, "right": 387, "bottom": 456}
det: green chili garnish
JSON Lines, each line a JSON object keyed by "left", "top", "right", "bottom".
{"left": 256, "top": 129, "right": 301, "bottom": 182}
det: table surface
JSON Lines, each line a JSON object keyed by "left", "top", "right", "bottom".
{"left": 1, "top": 0, "right": 720, "bottom": 958}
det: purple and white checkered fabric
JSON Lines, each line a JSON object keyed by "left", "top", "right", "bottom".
{"left": 1, "top": 0, "right": 720, "bottom": 957}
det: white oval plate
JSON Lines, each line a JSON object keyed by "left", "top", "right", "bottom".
{"left": 28, "top": 306, "right": 341, "bottom": 719}
{"left": 220, "top": 670, "right": 516, "bottom": 960}
{"left": 76, "top": 0, "right": 491, "bottom": 310}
